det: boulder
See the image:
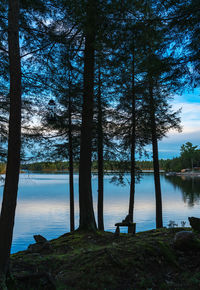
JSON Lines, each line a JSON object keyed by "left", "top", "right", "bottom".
{"left": 33, "top": 235, "right": 47, "bottom": 244}
{"left": 173, "top": 231, "right": 197, "bottom": 250}
{"left": 28, "top": 242, "right": 52, "bottom": 254}
{"left": 188, "top": 217, "right": 200, "bottom": 232}
{"left": 28, "top": 235, "right": 52, "bottom": 254}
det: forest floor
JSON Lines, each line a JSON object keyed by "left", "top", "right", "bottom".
{"left": 8, "top": 227, "right": 200, "bottom": 290}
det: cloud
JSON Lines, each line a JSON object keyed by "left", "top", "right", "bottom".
{"left": 167, "top": 100, "right": 200, "bottom": 139}
{"left": 154, "top": 95, "right": 200, "bottom": 158}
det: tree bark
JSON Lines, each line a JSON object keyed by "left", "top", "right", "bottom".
{"left": 68, "top": 94, "right": 74, "bottom": 232}
{"left": 0, "top": 0, "right": 21, "bottom": 281}
{"left": 128, "top": 51, "right": 136, "bottom": 223}
{"left": 79, "top": 0, "right": 97, "bottom": 231}
{"left": 97, "top": 68, "right": 104, "bottom": 231}
{"left": 149, "top": 78, "right": 163, "bottom": 229}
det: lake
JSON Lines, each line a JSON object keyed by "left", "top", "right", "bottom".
{"left": 1, "top": 173, "right": 200, "bottom": 253}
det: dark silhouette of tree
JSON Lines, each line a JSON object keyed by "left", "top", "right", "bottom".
{"left": 148, "top": 73, "right": 163, "bottom": 228}
{"left": 41, "top": 53, "right": 82, "bottom": 232}
{"left": 169, "top": 0, "right": 200, "bottom": 86}
{"left": 128, "top": 47, "right": 137, "bottom": 223}
{"left": 137, "top": 0, "right": 182, "bottom": 228}
{"left": 0, "top": 0, "right": 21, "bottom": 285}
{"left": 180, "top": 142, "right": 199, "bottom": 170}
{"left": 79, "top": 0, "right": 97, "bottom": 231}
{"left": 96, "top": 67, "right": 104, "bottom": 230}
{"left": 108, "top": 3, "right": 149, "bottom": 223}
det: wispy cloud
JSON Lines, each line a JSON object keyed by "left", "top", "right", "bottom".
{"left": 157, "top": 93, "right": 200, "bottom": 158}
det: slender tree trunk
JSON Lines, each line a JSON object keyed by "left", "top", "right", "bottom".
{"left": 79, "top": 0, "right": 97, "bottom": 231}
{"left": 128, "top": 51, "right": 136, "bottom": 223}
{"left": 0, "top": 0, "right": 21, "bottom": 284}
{"left": 97, "top": 68, "right": 104, "bottom": 231}
{"left": 68, "top": 94, "right": 74, "bottom": 232}
{"left": 149, "top": 78, "right": 163, "bottom": 229}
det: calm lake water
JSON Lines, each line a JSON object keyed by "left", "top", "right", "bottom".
{"left": 1, "top": 173, "right": 200, "bottom": 253}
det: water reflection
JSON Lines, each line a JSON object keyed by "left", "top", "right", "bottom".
{"left": 166, "top": 175, "right": 200, "bottom": 207}
{"left": 1, "top": 173, "right": 200, "bottom": 253}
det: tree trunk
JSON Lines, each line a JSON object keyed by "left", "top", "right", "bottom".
{"left": 149, "top": 78, "right": 163, "bottom": 229}
{"left": 97, "top": 68, "right": 104, "bottom": 231}
{"left": 128, "top": 51, "right": 136, "bottom": 223}
{"left": 68, "top": 94, "right": 74, "bottom": 232}
{"left": 0, "top": 0, "right": 21, "bottom": 282}
{"left": 79, "top": 0, "right": 97, "bottom": 231}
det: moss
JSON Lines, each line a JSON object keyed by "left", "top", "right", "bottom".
{"left": 9, "top": 228, "right": 200, "bottom": 290}
{"left": 158, "top": 241, "right": 179, "bottom": 267}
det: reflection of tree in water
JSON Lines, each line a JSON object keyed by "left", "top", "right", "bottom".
{"left": 165, "top": 175, "right": 200, "bottom": 207}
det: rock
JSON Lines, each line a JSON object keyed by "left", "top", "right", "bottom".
{"left": 33, "top": 235, "right": 47, "bottom": 244}
{"left": 188, "top": 217, "right": 200, "bottom": 232}
{"left": 173, "top": 231, "right": 196, "bottom": 250}
{"left": 29, "top": 242, "right": 52, "bottom": 254}
{"left": 28, "top": 236, "right": 52, "bottom": 254}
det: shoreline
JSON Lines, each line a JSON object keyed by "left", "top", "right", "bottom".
{"left": 176, "top": 172, "right": 200, "bottom": 177}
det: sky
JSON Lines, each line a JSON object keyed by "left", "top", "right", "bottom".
{"left": 157, "top": 88, "right": 200, "bottom": 159}
{"left": 26, "top": 88, "right": 200, "bottom": 161}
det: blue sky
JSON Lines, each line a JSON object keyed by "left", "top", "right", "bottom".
{"left": 157, "top": 88, "right": 200, "bottom": 159}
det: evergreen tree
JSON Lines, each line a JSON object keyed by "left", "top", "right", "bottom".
{"left": 79, "top": 0, "right": 97, "bottom": 231}
{"left": 139, "top": 0, "right": 182, "bottom": 227}
{"left": 108, "top": 1, "right": 149, "bottom": 223}
{"left": 96, "top": 67, "right": 104, "bottom": 230}
{"left": 169, "top": 0, "right": 200, "bottom": 85}
{"left": 180, "top": 142, "right": 199, "bottom": 169}
{"left": 0, "top": 0, "right": 21, "bottom": 285}
{"left": 0, "top": 1, "right": 11, "bottom": 161}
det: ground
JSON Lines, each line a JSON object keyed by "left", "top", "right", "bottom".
{"left": 8, "top": 228, "right": 200, "bottom": 289}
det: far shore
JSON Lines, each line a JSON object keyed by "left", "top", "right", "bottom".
{"left": 176, "top": 171, "right": 200, "bottom": 177}
{"left": 17, "top": 169, "right": 165, "bottom": 174}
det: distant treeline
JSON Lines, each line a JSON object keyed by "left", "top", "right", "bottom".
{"left": 20, "top": 160, "right": 170, "bottom": 172}
{"left": 0, "top": 156, "right": 197, "bottom": 174}
{"left": 0, "top": 150, "right": 197, "bottom": 175}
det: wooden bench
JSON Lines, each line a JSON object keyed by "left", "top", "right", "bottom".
{"left": 115, "top": 222, "right": 136, "bottom": 236}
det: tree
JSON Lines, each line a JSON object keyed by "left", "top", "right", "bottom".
{"left": 148, "top": 72, "right": 163, "bottom": 228}
{"left": 169, "top": 0, "right": 200, "bottom": 86}
{"left": 0, "top": 1, "right": 12, "bottom": 162}
{"left": 93, "top": 63, "right": 118, "bottom": 231}
{"left": 109, "top": 0, "right": 164, "bottom": 225}
{"left": 138, "top": 0, "right": 182, "bottom": 228}
{"left": 79, "top": 0, "right": 97, "bottom": 231}
{"left": 113, "top": 40, "right": 139, "bottom": 224}
{"left": 96, "top": 67, "right": 104, "bottom": 230}
{"left": 0, "top": 0, "right": 21, "bottom": 285}
{"left": 180, "top": 142, "right": 199, "bottom": 169}
{"left": 41, "top": 51, "right": 82, "bottom": 232}
{"left": 14, "top": 0, "right": 84, "bottom": 233}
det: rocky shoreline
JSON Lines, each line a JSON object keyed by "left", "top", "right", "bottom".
{"left": 166, "top": 171, "right": 200, "bottom": 177}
